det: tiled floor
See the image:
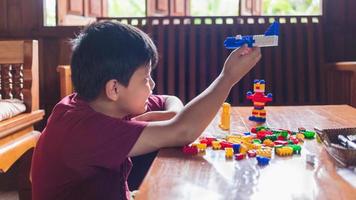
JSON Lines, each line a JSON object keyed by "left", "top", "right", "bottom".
{"left": 0, "top": 191, "right": 19, "bottom": 200}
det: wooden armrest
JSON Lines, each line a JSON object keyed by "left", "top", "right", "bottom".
{"left": 0, "top": 130, "right": 40, "bottom": 173}
{"left": 327, "top": 62, "right": 356, "bottom": 72}
{"left": 0, "top": 110, "right": 44, "bottom": 139}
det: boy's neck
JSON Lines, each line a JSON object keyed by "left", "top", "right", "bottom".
{"left": 88, "top": 98, "right": 127, "bottom": 119}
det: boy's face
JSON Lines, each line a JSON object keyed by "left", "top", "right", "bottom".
{"left": 118, "top": 64, "right": 155, "bottom": 115}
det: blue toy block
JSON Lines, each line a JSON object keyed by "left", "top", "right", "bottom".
{"left": 256, "top": 156, "right": 270, "bottom": 166}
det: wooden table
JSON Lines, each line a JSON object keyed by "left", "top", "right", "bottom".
{"left": 136, "top": 105, "right": 356, "bottom": 200}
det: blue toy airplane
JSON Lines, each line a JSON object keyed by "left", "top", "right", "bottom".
{"left": 224, "top": 21, "right": 279, "bottom": 49}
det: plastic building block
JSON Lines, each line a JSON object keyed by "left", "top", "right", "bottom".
{"left": 256, "top": 148, "right": 272, "bottom": 158}
{"left": 212, "top": 141, "right": 221, "bottom": 150}
{"left": 256, "top": 156, "right": 270, "bottom": 166}
{"left": 244, "top": 132, "right": 251, "bottom": 136}
{"left": 275, "top": 146, "right": 294, "bottom": 156}
{"left": 274, "top": 140, "right": 288, "bottom": 146}
{"left": 265, "top": 134, "right": 277, "bottom": 141}
{"left": 224, "top": 21, "right": 279, "bottom": 49}
{"left": 200, "top": 137, "right": 216, "bottom": 146}
{"left": 288, "top": 144, "right": 302, "bottom": 154}
{"left": 220, "top": 141, "right": 233, "bottom": 149}
{"left": 235, "top": 153, "right": 245, "bottom": 160}
{"left": 251, "top": 127, "right": 257, "bottom": 133}
{"left": 246, "top": 79, "right": 273, "bottom": 122}
{"left": 304, "top": 131, "right": 316, "bottom": 139}
{"left": 289, "top": 136, "right": 299, "bottom": 144}
{"left": 197, "top": 143, "right": 207, "bottom": 152}
{"left": 182, "top": 145, "right": 198, "bottom": 155}
{"left": 263, "top": 139, "right": 275, "bottom": 147}
{"left": 232, "top": 143, "right": 241, "bottom": 153}
{"left": 225, "top": 147, "right": 234, "bottom": 158}
{"left": 247, "top": 150, "right": 257, "bottom": 157}
{"left": 239, "top": 144, "right": 248, "bottom": 154}
{"left": 219, "top": 102, "right": 231, "bottom": 130}
{"left": 296, "top": 133, "right": 305, "bottom": 142}
{"left": 253, "top": 139, "right": 262, "bottom": 144}
{"left": 298, "top": 127, "right": 306, "bottom": 132}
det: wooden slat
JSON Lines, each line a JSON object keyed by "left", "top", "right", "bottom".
{"left": 167, "top": 19, "right": 175, "bottom": 95}
{"left": 306, "top": 20, "right": 317, "bottom": 103}
{"left": 284, "top": 23, "right": 295, "bottom": 104}
{"left": 188, "top": 20, "right": 196, "bottom": 101}
{"left": 178, "top": 19, "right": 187, "bottom": 102}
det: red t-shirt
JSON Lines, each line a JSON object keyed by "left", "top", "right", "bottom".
{"left": 31, "top": 93, "right": 165, "bottom": 200}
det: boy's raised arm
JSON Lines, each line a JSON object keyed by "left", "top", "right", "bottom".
{"left": 129, "top": 46, "right": 261, "bottom": 157}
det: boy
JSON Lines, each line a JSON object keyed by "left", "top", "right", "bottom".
{"left": 31, "top": 21, "right": 261, "bottom": 200}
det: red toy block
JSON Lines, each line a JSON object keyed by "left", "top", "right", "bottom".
{"left": 220, "top": 141, "right": 233, "bottom": 149}
{"left": 235, "top": 153, "right": 245, "bottom": 160}
{"left": 247, "top": 150, "right": 257, "bottom": 157}
{"left": 251, "top": 127, "right": 257, "bottom": 133}
{"left": 274, "top": 140, "right": 288, "bottom": 146}
{"left": 182, "top": 145, "right": 198, "bottom": 155}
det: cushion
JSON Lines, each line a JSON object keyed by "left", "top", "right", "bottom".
{"left": 0, "top": 99, "right": 26, "bottom": 121}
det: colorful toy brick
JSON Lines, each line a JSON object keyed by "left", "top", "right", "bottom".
{"left": 296, "top": 133, "right": 305, "bottom": 142}
{"left": 182, "top": 145, "right": 198, "bottom": 155}
{"left": 274, "top": 140, "right": 288, "bottom": 146}
{"left": 225, "top": 147, "right": 234, "bottom": 158}
{"left": 220, "top": 141, "right": 233, "bottom": 149}
{"left": 303, "top": 131, "right": 316, "bottom": 139}
{"left": 199, "top": 137, "right": 217, "bottom": 146}
{"left": 212, "top": 141, "right": 222, "bottom": 150}
{"left": 256, "top": 156, "right": 270, "bottom": 166}
{"left": 256, "top": 148, "right": 272, "bottom": 158}
{"left": 232, "top": 143, "right": 241, "bottom": 153}
{"left": 265, "top": 134, "right": 277, "bottom": 141}
{"left": 288, "top": 144, "right": 302, "bottom": 154}
{"left": 275, "top": 146, "right": 293, "bottom": 156}
{"left": 263, "top": 139, "right": 275, "bottom": 147}
{"left": 253, "top": 139, "right": 262, "bottom": 144}
{"left": 235, "top": 153, "right": 245, "bottom": 160}
{"left": 239, "top": 144, "right": 248, "bottom": 154}
{"left": 246, "top": 80, "right": 273, "bottom": 123}
{"left": 197, "top": 143, "right": 207, "bottom": 152}
{"left": 247, "top": 150, "right": 257, "bottom": 157}
{"left": 219, "top": 102, "right": 231, "bottom": 130}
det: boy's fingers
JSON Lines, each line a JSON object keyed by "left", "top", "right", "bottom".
{"left": 231, "top": 45, "right": 248, "bottom": 56}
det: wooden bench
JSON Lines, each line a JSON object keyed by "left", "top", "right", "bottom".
{"left": 0, "top": 40, "right": 44, "bottom": 175}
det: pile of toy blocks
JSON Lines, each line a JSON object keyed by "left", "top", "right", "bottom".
{"left": 182, "top": 126, "right": 316, "bottom": 166}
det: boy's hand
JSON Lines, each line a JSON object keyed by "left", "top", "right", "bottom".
{"left": 222, "top": 45, "right": 261, "bottom": 85}
{"left": 132, "top": 111, "right": 177, "bottom": 122}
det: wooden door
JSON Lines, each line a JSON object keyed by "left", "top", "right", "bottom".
{"left": 57, "top": 0, "right": 108, "bottom": 26}
{"left": 147, "top": 0, "right": 190, "bottom": 16}
{"left": 241, "top": 0, "right": 262, "bottom": 16}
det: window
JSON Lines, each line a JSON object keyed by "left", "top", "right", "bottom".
{"left": 44, "top": 0, "right": 322, "bottom": 26}
{"left": 108, "top": 0, "right": 145, "bottom": 17}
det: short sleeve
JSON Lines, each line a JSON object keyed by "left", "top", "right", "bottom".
{"left": 146, "top": 95, "right": 166, "bottom": 111}
{"left": 62, "top": 112, "right": 147, "bottom": 174}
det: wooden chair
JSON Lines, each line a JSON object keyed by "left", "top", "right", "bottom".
{"left": 57, "top": 65, "right": 73, "bottom": 98}
{"left": 0, "top": 40, "right": 45, "bottom": 173}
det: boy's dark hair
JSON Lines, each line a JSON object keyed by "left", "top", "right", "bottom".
{"left": 71, "top": 21, "right": 158, "bottom": 101}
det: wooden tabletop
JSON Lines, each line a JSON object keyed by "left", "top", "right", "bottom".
{"left": 135, "top": 105, "right": 356, "bottom": 200}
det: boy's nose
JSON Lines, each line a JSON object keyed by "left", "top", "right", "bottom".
{"left": 150, "top": 78, "right": 156, "bottom": 91}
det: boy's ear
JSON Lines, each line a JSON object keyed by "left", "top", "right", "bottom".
{"left": 105, "top": 79, "right": 122, "bottom": 101}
